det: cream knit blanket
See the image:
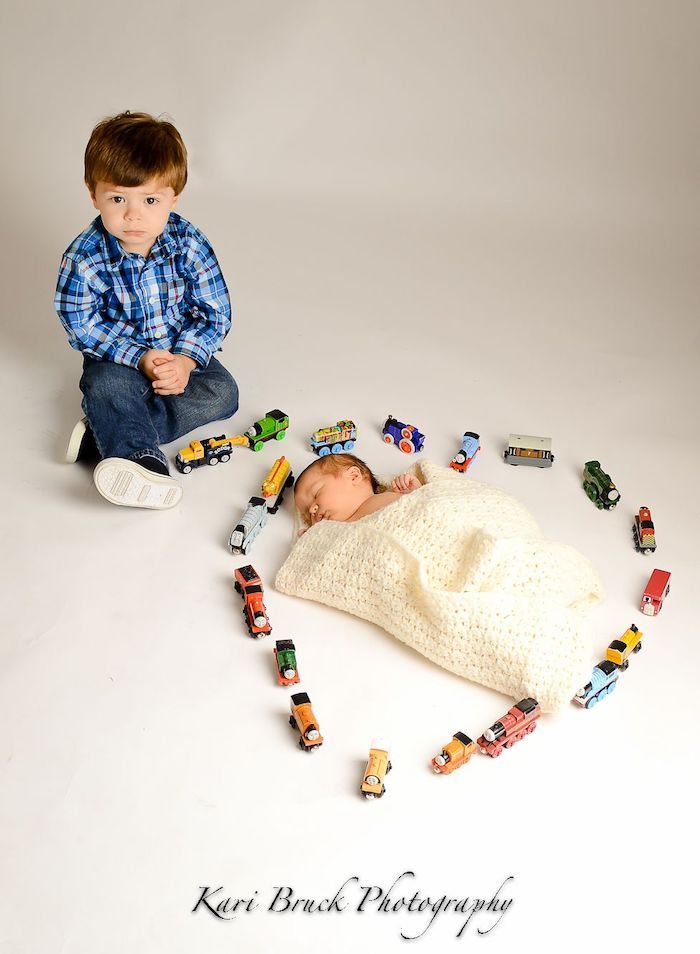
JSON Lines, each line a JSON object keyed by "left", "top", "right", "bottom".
{"left": 275, "top": 460, "right": 604, "bottom": 711}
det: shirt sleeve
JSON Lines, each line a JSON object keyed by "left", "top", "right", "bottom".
{"left": 172, "top": 235, "right": 232, "bottom": 368}
{"left": 54, "top": 255, "right": 147, "bottom": 368}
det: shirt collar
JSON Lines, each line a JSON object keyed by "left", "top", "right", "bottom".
{"left": 97, "top": 215, "right": 178, "bottom": 269}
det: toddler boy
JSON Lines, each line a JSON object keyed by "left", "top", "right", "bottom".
{"left": 55, "top": 111, "right": 238, "bottom": 509}
{"left": 294, "top": 453, "right": 422, "bottom": 528}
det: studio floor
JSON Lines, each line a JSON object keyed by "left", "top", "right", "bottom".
{"left": 1, "top": 3, "right": 698, "bottom": 952}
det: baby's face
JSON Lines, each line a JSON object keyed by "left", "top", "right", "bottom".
{"left": 295, "top": 464, "right": 368, "bottom": 525}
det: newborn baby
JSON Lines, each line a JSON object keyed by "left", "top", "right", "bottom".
{"left": 280, "top": 456, "right": 605, "bottom": 711}
{"left": 294, "top": 453, "right": 421, "bottom": 527}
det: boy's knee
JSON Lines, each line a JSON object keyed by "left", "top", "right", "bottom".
{"left": 203, "top": 363, "right": 238, "bottom": 420}
{"left": 220, "top": 371, "right": 239, "bottom": 419}
{"left": 80, "top": 359, "right": 143, "bottom": 403}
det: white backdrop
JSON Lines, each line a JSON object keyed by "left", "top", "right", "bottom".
{"left": 1, "top": 2, "right": 698, "bottom": 951}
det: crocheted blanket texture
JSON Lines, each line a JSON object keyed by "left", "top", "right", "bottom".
{"left": 275, "top": 460, "right": 604, "bottom": 711}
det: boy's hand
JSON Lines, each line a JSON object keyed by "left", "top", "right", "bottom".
{"left": 151, "top": 353, "right": 197, "bottom": 395}
{"left": 390, "top": 473, "right": 422, "bottom": 494}
{"left": 139, "top": 349, "right": 173, "bottom": 382}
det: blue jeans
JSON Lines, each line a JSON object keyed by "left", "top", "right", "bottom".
{"left": 80, "top": 356, "right": 239, "bottom": 468}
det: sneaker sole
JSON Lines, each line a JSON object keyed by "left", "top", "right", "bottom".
{"left": 65, "top": 418, "right": 88, "bottom": 464}
{"left": 93, "top": 458, "right": 183, "bottom": 510}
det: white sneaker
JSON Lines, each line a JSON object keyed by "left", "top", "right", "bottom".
{"left": 65, "top": 417, "right": 88, "bottom": 463}
{"left": 93, "top": 458, "right": 183, "bottom": 510}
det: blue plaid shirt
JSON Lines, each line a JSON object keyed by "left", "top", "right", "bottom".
{"left": 54, "top": 212, "right": 231, "bottom": 369}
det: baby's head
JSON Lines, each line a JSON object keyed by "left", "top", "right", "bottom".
{"left": 84, "top": 111, "right": 187, "bottom": 256}
{"left": 294, "top": 454, "right": 379, "bottom": 525}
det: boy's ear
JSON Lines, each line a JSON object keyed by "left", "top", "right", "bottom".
{"left": 172, "top": 193, "right": 180, "bottom": 208}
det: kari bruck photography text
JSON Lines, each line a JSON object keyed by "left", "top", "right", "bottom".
{"left": 191, "top": 871, "right": 516, "bottom": 940}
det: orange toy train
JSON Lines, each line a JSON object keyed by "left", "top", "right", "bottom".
{"left": 288, "top": 692, "right": 323, "bottom": 752}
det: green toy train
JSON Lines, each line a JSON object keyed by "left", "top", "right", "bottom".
{"left": 582, "top": 460, "right": 620, "bottom": 510}
{"left": 245, "top": 409, "right": 289, "bottom": 452}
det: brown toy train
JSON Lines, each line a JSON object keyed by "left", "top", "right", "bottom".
{"left": 477, "top": 698, "right": 541, "bottom": 757}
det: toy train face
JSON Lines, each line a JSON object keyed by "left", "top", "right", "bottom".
{"left": 228, "top": 496, "right": 268, "bottom": 554}
{"left": 289, "top": 692, "right": 323, "bottom": 751}
{"left": 360, "top": 739, "right": 391, "bottom": 798}
{"left": 640, "top": 569, "right": 671, "bottom": 616}
{"left": 574, "top": 659, "right": 620, "bottom": 708}
{"left": 233, "top": 564, "right": 272, "bottom": 637}
{"left": 450, "top": 432, "right": 480, "bottom": 473}
{"left": 432, "top": 731, "right": 476, "bottom": 774}
{"left": 477, "top": 698, "right": 540, "bottom": 756}
{"left": 382, "top": 415, "right": 425, "bottom": 454}
{"left": 606, "top": 625, "right": 642, "bottom": 670}
{"left": 504, "top": 434, "right": 553, "bottom": 468}
{"left": 274, "top": 639, "right": 299, "bottom": 685}
{"left": 582, "top": 460, "right": 620, "bottom": 509}
{"left": 310, "top": 420, "right": 357, "bottom": 456}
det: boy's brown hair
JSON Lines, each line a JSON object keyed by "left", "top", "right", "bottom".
{"left": 84, "top": 111, "right": 188, "bottom": 196}
{"left": 296, "top": 453, "right": 380, "bottom": 494}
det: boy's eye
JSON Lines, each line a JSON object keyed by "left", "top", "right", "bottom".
{"left": 146, "top": 197, "right": 159, "bottom": 205}
{"left": 110, "top": 196, "right": 124, "bottom": 204}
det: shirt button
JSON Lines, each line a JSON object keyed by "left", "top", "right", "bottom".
{"left": 154, "top": 330, "right": 164, "bottom": 338}
{"left": 149, "top": 297, "right": 156, "bottom": 304}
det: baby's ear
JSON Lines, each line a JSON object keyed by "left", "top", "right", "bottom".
{"left": 347, "top": 465, "right": 362, "bottom": 483}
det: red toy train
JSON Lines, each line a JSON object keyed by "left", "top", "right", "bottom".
{"left": 477, "top": 698, "right": 541, "bottom": 757}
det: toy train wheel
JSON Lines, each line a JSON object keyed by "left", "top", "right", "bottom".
{"left": 608, "top": 681, "right": 617, "bottom": 694}
{"left": 181, "top": 464, "right": 192, "bottom": 474}
{"left": 386, "top": 761, "right": 392, "bottom": 773}
{"left": 275, "top": 431, "right": 286, "bottom": 441}
{"left": 621, "top": 660, "right": 629, "bottom": 671}
{"left": 633, "top": 642, "right": 642, "bottom": 653}
{"left": 492, "top": 746, "right": 502, "bottom": 757}
{"left": 289, "top": 715, "right": 296, "bottom": 727}
{"left": 208, "top": 457, "right": 219, "bottom": 466}
{"left": 401, "top": 427, "right": 413, "bottom": 439}
{"left": 344, "top": 440, "right": 355, "bottom": 451}
{"left": 504, "top": 740, "right": 513, "bottom": 749}
{"left": 383, "top": 433, "right": 394, "bottom": 445}
{"left": 234, "top": 581, "right": 241, "bottom": 593}
{"left": 220, "top": 454, "right": 230, "bottom": 463}
{"left": 331, "top": 443, "right": 343, "bottom": 454}
{"left": 399, "top": 440, "right": 414, "bottom": 454}
{"left": 318, "top": 446, "right": 330, "bottom": 457}
{"left": 252, "top": 441, "right": 264, "bottom": 452}
{"left": 527, "top": 722, "right": 537, "bottom": 733}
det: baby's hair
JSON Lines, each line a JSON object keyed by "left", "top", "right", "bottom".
{"left": 296, "top": 453, "right": 380, "bottom": 494}
{"left": 84, "top": 110, "right": 188, "bottom": 195}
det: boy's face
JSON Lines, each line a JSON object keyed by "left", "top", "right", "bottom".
{"left": 295, "top": 464, "right": 369, "bottom": 525}
{"left": 90, "top": 178, "right": 179, "bottom": 257}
